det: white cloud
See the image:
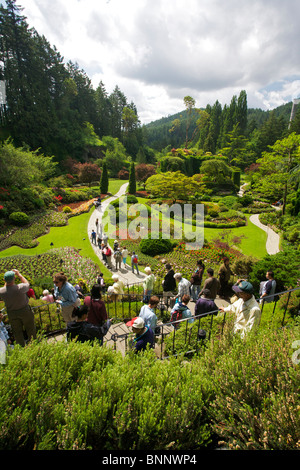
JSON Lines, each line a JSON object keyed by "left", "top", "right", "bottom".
{"left": 19, "top": 0, "right": 300, "bottom": 123}
{"left": 255, "top": 79, "right": 300, "bottom": 110}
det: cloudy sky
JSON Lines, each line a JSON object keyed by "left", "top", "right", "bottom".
{"left": 17, "top": 0, "right": 300, "bottom": 124}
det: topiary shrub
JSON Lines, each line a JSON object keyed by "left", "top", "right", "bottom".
{"left": 62, "top": 206, "right": 72, "bottom": 213}
{"left": 140, "top": 238, "right": 173, "bottom": 256}
{"left": 208, "top": 208, "right": 219, "bottom": 218}
{"left": 239, "top": 194, "right": 253, "bottom": 207}
{"left": 126, "top": 195, "right": 138, "bottom": 204}
{"left": 9, "top": 211, "right": 29, "bottom": 226}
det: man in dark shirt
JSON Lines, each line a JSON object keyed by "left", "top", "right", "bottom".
{"left": 162, "top": 263, "right": 176, "bottom": 309}
{"left": 259, "top": 271, "right": 276, "bottom": 303}
{"left": 67, "top": 305, "right": 111, "bottom": 344}
{"left": 195, "top": 289, "right": 218, "bottom": 317}
{"left": 199, "top": 268, "right": 220, "bottom": 300}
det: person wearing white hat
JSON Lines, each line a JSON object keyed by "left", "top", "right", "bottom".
{"left": 131, "top": 316, "right": 155, "bottom": 353}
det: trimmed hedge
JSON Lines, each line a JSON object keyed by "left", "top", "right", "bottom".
{"left": 140, "top": 238, "right": 173, "bottom": 256}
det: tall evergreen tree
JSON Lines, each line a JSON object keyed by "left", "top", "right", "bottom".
{"left": 236, "top": 90, "right": 248, "bottom": 135}
{"left": 0, "top": 1, "right": 142, "bottom": 163}
{"left": 100, "top": 161, "right": 109, "bottom": 194}
{"left": 109, "top": 85, "right": 127, "bottom": 140}
{"left": 209, "top": 100, "right": 222, "bottom": 151}
{"left": 128, "top": 162, "right": 136, "bottom": 194}
{"left": 0, "top": 1, "right": 68, "bottom": 155}
{"left": 94, "top": 81, "right": 111, "bottom": 137}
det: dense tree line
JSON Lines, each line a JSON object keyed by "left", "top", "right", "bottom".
{"left": 144, "top": 93, "right": 300, "bottom": 163}
{"left": 0, "top": 0, "right": 143, "bottom": 163}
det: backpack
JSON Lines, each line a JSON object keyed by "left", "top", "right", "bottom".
{"left": 170, "top": 308, "right": 183, "bottom": 324}
{"left": 133, "top": 256, "right": 138, "bottom": 263}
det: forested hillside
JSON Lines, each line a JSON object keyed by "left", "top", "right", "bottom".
{"left": 0, "top": 0, "right": 143, "bottom": 163}
{"left": 144, "top": 95, "right": 297, "bottom": 156}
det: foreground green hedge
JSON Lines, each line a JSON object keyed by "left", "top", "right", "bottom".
{"left": 0, "top": 322, "right": 299, "bottom": 450}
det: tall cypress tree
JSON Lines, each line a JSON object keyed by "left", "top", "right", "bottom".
{"left": 100, "top": 161, "right": 109, "bottom": 194}
{"left": 128, "top": 162, "right": 136, "bottom": 194}
{"left": 236, "top": 90, "right": 248, "bottom": 135}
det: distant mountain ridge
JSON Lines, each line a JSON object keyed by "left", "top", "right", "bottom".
{"left": 143, "top": 100, "right": 294, "bottom": 151}
{"left": 145, "top": 101, "right": 293, "bottom": 128}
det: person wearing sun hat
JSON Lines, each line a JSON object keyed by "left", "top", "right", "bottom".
{"left": 131, "top": 316, "right": 155, "bottom": 353}
{"left": 219, "top": 280, "right": 261, "bottom": 338}
{"left": 0, "top": 269, "right": 36, "bottom": 347}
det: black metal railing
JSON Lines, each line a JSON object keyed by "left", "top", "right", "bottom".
{"left": 105, "top": 286, "right": 300, "bottom": 359}
{"left": 1, "top": 286, "right": 299, "bottom": 359}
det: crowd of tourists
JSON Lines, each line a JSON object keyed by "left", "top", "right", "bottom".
{"left": 0, "top": 256, "right": 277, "bottom": 360}
{"left": 91, "top": 223, "right": 140, "bottom": 275}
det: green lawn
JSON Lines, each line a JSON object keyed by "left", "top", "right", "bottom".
{"left": 0, "top": 181, "right": 268, "bottom": 273}
{"left": 107, "top": 179, "right": 128, "bottom": 195}
{"left": 202, "top": 215, "right": 268, "bottom": 259}
{"left": 104, "top": 196, "right": 268, "bottom": 259}
{"left": 0, "top": 179, "right": 129, "bottom": 276}
{"left": 0, "top": 208, "right": 112, "bottom": 277}
{"left": 0, "top": 208, "right": 94, "bottom": 256}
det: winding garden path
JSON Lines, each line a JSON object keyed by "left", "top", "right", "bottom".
{"left": 238, "top": 182, "right": 280, "bottom": 255}
{"left": 87, "top": 182, "right": 146, "bottom": 286}
{"left": 249, "top": 214, "right": 280, "bottom": 255}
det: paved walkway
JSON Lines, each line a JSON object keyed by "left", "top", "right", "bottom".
{"left": 249, "top": 214, "right": 280, "bottom": 255}
{"left": 51, "top": 185, "right": 231, "bottom": 352}
{"left": 237, "top": 182, "right": 249, "bottom": 197}
{"left": 238, "top": 183, "right": 280, "bottom": 255}
{"left": 87, "top": 182, "right": 146, "bottom": 286}
{"left": 54, "top": 182, "right": 281, "bottom": 353}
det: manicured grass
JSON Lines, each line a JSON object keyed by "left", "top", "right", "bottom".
{"left": 0, "top": 209, "right": 93, "bottom": 257}
{"left": 0, "top": 209, "right": 112, "bottom": 277}
{"left": 104, "top": 196, "right": 268, "bottom": 259}
{"left": 202, "top": 215, "right": 268, "bottom": 259}
{"left": 0, "top": 180, "right": 129, "bottom": 276}
{"left": 108, "top": 179, "right": 128, "bottom": 195}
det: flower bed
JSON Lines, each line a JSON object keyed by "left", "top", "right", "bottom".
{"left": 57, "top": 201, "right": 87, "bottom": 212}
{"left": 0, "top": 247, "right": 101, "bottom": 292}
{"left": 57, "top": 199, "right": 96, "bottom": 217}
{"left": 151, "top": 241, "right": 242, "bottom": 280}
